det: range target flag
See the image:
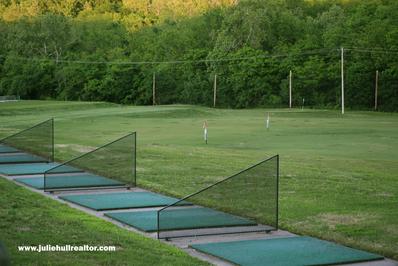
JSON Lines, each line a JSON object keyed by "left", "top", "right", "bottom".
{"left": 203, "top": 121, "right": 208, "bottom": 144}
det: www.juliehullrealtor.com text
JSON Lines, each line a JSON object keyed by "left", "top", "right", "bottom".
{"left": 18, "top": 245, "right": 116, "bottom": 252}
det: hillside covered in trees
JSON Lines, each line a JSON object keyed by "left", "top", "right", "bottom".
{"left": 0, "top": 0, "right": 397, "bottom": 111}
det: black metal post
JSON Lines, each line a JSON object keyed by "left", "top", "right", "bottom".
{"left": 51, "top": 118, "right": 55, "bottom": 162}
{"left": 157, "top": 211, "right": 160, "bottom": 239}
{"left": 276, "top": 154, "right": 279, "bottom": 230}
{"left": 134, "top": 132, "right": 137, "bottom": 187}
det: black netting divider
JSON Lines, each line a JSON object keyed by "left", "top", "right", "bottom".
{"left": 157, "top": 155, "right": 279, "bottom": 239}
{"left": 0, "top": 119, "right": 54, "bottom": 161}
{"left": 44, "top": 132, "right": 136, "bottom": 192}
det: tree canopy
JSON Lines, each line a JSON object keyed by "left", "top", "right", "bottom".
{"left": 0, "top": 0, "right": 397, "bottom": 111}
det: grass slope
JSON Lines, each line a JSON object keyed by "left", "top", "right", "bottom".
{"left": 0, "top": 178, "right": 209, "bottom": 266}
{"left": 0, "top": 100, "right": 397, "bottom": 260}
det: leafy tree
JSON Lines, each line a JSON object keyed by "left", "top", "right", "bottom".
{"left": 0, "top": 0, "right": 397, "bottom": 111}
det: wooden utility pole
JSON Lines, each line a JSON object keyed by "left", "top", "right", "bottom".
{"left": 289, "top": 70, "right": 292, "bottom": 109}
{"left": 375, "top": 70, "right": 379, "bottom": 111}
{"left": 152, "top": 73, "right": 156, "bottom": 106}
{"left": 341, "top": 47, "right": 345, "bottom": 115}
{"left": 213, "top": 74, "right": 217, "bottom": 108}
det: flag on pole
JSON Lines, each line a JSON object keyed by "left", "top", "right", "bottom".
{"left": 203, "top": 120, "right": 208, "bottom": 144}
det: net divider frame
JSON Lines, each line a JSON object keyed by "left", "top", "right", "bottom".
{"left": 0, "top": 118, "right": 54, "bottom": 162}
{"left": 156, "top": 154, "right": 279, "bottom": 239}
{"left": 43, "top": 132, "right": 137, "bottom": 192}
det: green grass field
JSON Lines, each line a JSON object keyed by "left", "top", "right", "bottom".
{"left": 0, "top": 178, "right": 209, "bottom": 266}
{"left": 0, "top": 100, "right": 397, "bottom": 263}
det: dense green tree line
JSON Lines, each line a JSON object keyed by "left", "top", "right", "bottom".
{"left": 0, "top": 0, "right": 397, "bottom": 111}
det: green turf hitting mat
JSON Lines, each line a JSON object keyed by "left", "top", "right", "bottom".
{"left": 0, "top": 163, "right": 81, "bottom": 176}
{"left": 191, "top": 236, "right": 384, "bottom": 266}
{"left": 15, "top": 174, "right": 124, "bottom": 189}
{"left": 105, "top": 207, "right": 257, "bottom": 232}
{"left": 60, "top": 192, "right": 191, "bottom": 211}
{"left": 0, "top": 153, "right": 47, "bottom": 164}
{"left": 0, "top": 144, "right": 19, "bottom": 153}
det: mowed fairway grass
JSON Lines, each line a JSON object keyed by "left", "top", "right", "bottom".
{"left": 0, "top": 100, "right": 397, "bottom": 262}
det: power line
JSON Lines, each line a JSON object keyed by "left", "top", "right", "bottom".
{"left": 1, "top": 47, "right": 397, "bottom": 66}
{"left": 0, "top": 48, "right": 336, "bottom": 66}
{"left": 345, "top": 48, "right": 398, "bottom": 55}
{"left": 346, "top": 46, "right": 398, "bottom": 52}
